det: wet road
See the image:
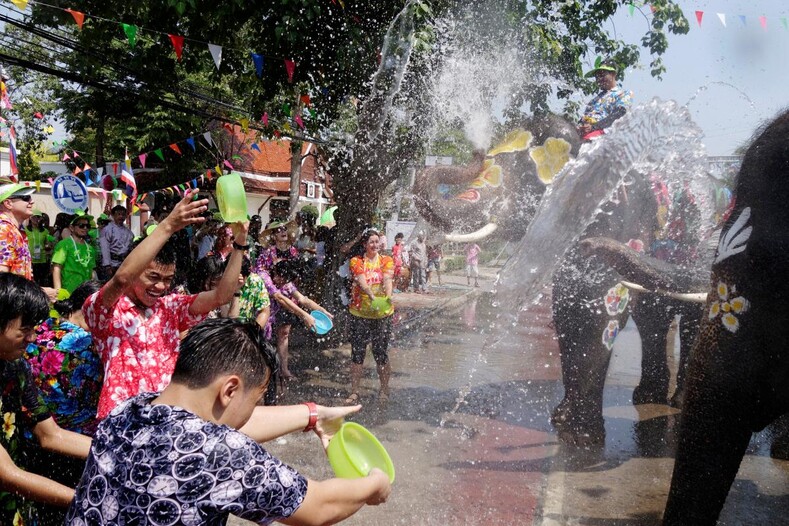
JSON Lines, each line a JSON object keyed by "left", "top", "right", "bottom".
{"left": 233, "top": 287, "right": 789, "bottom": 525}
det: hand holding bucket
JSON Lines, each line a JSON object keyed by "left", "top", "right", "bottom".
{"left": 327, "top": 422, "right": 395, "bottom": 483}
{"left": 215, "top": 172, "right": 248, "bottom": 223}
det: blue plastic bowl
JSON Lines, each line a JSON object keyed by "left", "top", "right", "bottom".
{"left": 311, "top": 310, "right": 333, "bottom": 335}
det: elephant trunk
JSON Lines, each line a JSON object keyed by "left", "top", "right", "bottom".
{"left": 444, "top": 223, "right": 498, "bottom": 243}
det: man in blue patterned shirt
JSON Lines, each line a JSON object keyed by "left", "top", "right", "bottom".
{"left": 578, "top": 61, "right": 633, "bottom": 140}
{"left": 67, "top": 318, "right": 391, "bottom": 526}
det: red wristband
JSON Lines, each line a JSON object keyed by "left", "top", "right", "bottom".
{"left": 302, "top": 402, "right": 318, "bottom": 433}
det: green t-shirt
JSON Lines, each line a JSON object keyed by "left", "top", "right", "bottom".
{"left": 51, "top": 237, "right": 96, "bottom": 293}
{"left": 25, "top": 227, "right": 54, "bottom": 264}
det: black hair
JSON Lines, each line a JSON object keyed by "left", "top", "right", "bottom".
{"left": 0, "top": 273, "right": 49, "bottom": 332}
{"left": 53, "top": 280, "right": 101, "bottom": 317}
{"left": 360, "top": 228, "right": 380, "bottom": 247}
{"left": 241, "top": 256, "right": 252, "bottom": 278}
{"left": 53, "top": 212, "right": 74, "bottom": 233}
{"left": 187, "top": 255, "right": 225, "bottom": 293}
{"left": 172, "top": 318, "right": 278, "bottom": 390}
{"left": 271, "top": 259, "right": 299, "bottom": 283}
{"left": 395, "top": 232, "right": 404, "bottom": 240}
{"left": 131, "top": 235, "right": 179, "bottom": 268}
{"left": 111, "top": 205, "right": 127, "bottom": 214}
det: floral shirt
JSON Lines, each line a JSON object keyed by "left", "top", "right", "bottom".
{"left": 579, "top": 85, "right": 633, "bottom": 130}
{"left": 24, "top": 318, "right": 102, "bottom": 436}
{"left": 238, "top": 273, "right": 271, "bottom": 320}
{"left": 0, "top": 212, "right": 33, "bottom": 280}
{"left": 349, "top": 254, "right": 394, "bottom": 319}
{"left": 253, "top": 245, "right": 299, "bottom": 274}
{"left": 66, "top": 393, "right": 307, "bottom": 526}
{"left": 84, "top": 286, "right": 206, "bottom": 420}
{"left": 0, "top": 359, "right": 51, "bottom": 526}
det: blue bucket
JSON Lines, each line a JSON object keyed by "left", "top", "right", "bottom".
{"left": 311, "top": 310, "right": 333, "bottom": 335}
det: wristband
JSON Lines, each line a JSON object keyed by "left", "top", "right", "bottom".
{"left": 302, "top": 402, "right": 318, "bottom": 433}
{"left": 232, "top": 241, "right": 250, "bottom": 251}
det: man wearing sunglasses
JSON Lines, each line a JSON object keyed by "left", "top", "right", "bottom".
{"left": 0, "top": 180, "right": 39, "bottom": 281}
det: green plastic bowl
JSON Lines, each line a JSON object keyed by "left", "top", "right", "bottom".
{"left": 215, "top": 172, "right": 248, "bottom": 223}
{"left": 327, "top": 422, "right": 395, "bottom": 483}
{"left": 370, "top": 296, "right": 392, "bottom": 313}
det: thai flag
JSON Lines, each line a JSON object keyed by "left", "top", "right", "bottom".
{"left": 120, "top": 147, "right": 137, "bottom": 200}
{"left": 8, "top": 126, "right": 18, "bottom": 181}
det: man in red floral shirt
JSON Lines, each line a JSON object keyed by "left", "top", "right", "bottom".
{"left": 84, "top": 189, "right": 249, "bottom": 419}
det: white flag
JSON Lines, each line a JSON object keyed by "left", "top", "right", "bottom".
{"left": 717, "top": 13, "right": 726, "bottom": 27}
{"left": 208, "top": 43, "right": 222, "bottom": 70}
{"left": 203, "top": 131, "right": 214, "bottom": 147}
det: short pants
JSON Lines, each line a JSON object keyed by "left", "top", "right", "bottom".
{"left": 349, "top": 315, "right": 392, "bottom": 365}
{"left": 466, "top": 263, "right": 479, "bottom": 277}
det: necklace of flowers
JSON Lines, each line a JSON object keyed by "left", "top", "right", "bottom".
{"left": 70, "top": 236, "right": 93, "bottom": 267}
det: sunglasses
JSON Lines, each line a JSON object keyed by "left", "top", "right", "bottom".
{"left": 74, "top": 223, "right": 90, "bottom": 228}
{"left": 11, "top": 195, "right": 32, "bottom": 202}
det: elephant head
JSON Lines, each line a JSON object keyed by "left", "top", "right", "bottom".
{"left": 413, "top": 114, "right": 582, "bottom": 242}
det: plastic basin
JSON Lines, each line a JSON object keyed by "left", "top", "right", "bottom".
{"left": 310, "top": 310, "right": 333, "bottom": 335}
{"left": 327, "top": 422, "right": 395, "bottom": 483}
{"left": 215, "top": 172, "right": 248, "bottom": 223}
{"left": 370, "top": 296, "right": 392, "bottom": 313}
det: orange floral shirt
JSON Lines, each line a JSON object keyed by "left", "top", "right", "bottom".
{"left": 0, "top": 212, "right": 32, "bottom": 280}
{"left": 349, "top": 254, "right": 394, "bottom": 319}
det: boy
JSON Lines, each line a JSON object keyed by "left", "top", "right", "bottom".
{"left": 0, "top": 273, "right": 92, "bottom": 525}
{"left": 84, "top": 189, "right": 248, "bottom": 419}
{"left": 67, "top": 318, "right": 391, "bottom": 525}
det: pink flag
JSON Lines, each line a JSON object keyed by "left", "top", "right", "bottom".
{"left": 139, "top": 153, "right": 147, "bottom": 168}
{"left": 760, "top": 16, "right": 767, "bottom": 30}
{"left": 223, "top": 159, "right": 234, "bottom": 170}
{"left": 695, "top": 10, "right": 703, "bottom": 27}
{"left": 294, "top": 115, "right": 304, "bottom": 129}
{"left": 262, "top": 112, "right": 268, "bottom": 126}
{"left": 284, "top": 59, "right": 295, "bottom": 82}
{"left": 62, "top": 153, "right": 71, "bottom": 161}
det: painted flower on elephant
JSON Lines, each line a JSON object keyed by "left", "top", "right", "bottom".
{"left": 602, "top": 320, "right": 620, "bottom": 350}
{"left": 604, "top": 283, "right": 630, "bottom": 316}
{"left": 456, "top": 129, "right": 533, "bottom": 203}
{"left": 529, "top": 137, "right": 572, "bottom": 185}
{"left": 3, "top": 412, "right": 15, "bottom": 440}
{"left": 708, "top": 281, "right": 749, "bottom": 333}
{"left": 487, "top": 129, "right": 533, "bottom": 157}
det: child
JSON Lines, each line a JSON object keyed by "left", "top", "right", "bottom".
{"left": 66, "top": 318, "right": 390, "bottom": 525}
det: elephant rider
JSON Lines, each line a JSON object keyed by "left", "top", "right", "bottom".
{"left": 577, "top": 60, "right": 633, "bottom": 141}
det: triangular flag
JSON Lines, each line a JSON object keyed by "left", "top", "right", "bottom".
{"left": 139, "top": 153, "right": 147, "bottom": 168}
{"left": 208, "top": 43, "right": 222, "bottom": 70}
{"left": 35, "top": 180, "right": 40, "bottom": 192}
{"left": 84, "top": 170, "right": 93, "bottom": 186}
{"left": 223, "top": 160, "right": 234, "bottom": 170}
{"left": 282, "top": 103, "right": 291, "bottom": 117}
{"left": 186, "top": 137, "right": 196, "bottom": 151}
{"left": 206, "top": 170, "right": 213, "bottom": 181}
{"left": 9, "top": 0, "right": 27, "bottom": 9}
{"left": 695, "top": 11, "right": 703, "bottom": 27}
{"left": 273, "top": 130, "right": 281, "bottom": 139}
{"left": 251, "top": 53, "right": 264, "bottom": 78}
{"left": 62, "top": 153, "right": 71, "bottom": 161}
{"left": 262, "top": 112, "right": 268, "bottom": 126}
{"left": 308, "top": 108, "right": 317, "bottom": 119}
{"left": 169, "top": 143, "right": 182, "bottom": 155}
{"left": 72, "top": 150, "right": 80, "bottom": 158}
{"left": 240, "top": 118, "right": 249, "bottom": 132}
{"left": 65, "top": 9, "right": 85, "bottom": 29}
{"left": 294, "top": 115, "right": 304, "bottom": 130}
{"left": 154, "top": 148, "right": 165, "bottom": 161}
{"left": 739, "top": 15, "right": 746, "bottom": 27}
{"left": 202, "top": 131, "right": 213, "bottom": 147}
{"left": 97, "top": 167, "right": 104, "bottom": 177}
{"left": 191, "top": 178, "right": 197, "bottom": 188}
{"left": 121, "top": 148, "right": 137, "bottom": 200}
{"left": 300, "top": 94, "right": 311, "bottom": 107}
{"left": 251, "top": 143, "right": 261, "bottom": 152}
{"left": 284, "top": 59, "right": 295, "bottom": 82}
{"left": 121, "top": 23, "right": 137, "bottom": 48}
{"left": 47, "top": 177, "right": 54, "bottom": 185}
{"left": 73, "top": 165, "right": 83, "bottom": 175}
{"left": 759, "top": 16, "right": 767, "bottom": 31}
{"left": 717, "top": 13, "right": 726, "bottom": 27}
{"left": 169, "top": 34, "right": 185, "bottom": 61}
{"left": 782, "top": 17, "right": 788, "bottom": 30}
{"left": 628, "top": 3, "right": 635, "bottom": 16}
{"left": 83, "top": 162, "right": 92, "bottom": 172}
{"left": 214, "top": 165, "right": 223, "bottom": 176}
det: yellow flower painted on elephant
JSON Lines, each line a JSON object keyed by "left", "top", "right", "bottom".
{"left": 529, "top": 137, "right": 572, "bottom": 185}
{"left": 3, "top": 412, "right": 16, "bottom": 440}
{"left": 708, "top": 281, "right": 749, "bottom": 333}
{"left": 13, "top": 510, "right": 24, "bottom": 526}
{"left": 487, "top": 129, "right": 533, "bottom": 157}
{"left": 467, "top": 159, "right": 503, "bottom": 189}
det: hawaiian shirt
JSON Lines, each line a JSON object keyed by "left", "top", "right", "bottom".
{"left": 0, "top": 212, "right": 33, "bottom": 280}
{"left": 349, "top": 254, "right": 394, "bottom": 319}
{"left": 51, "top": 237, "right": 97, "bottom": 293}
{"left": 238, "top": 273, "right": 271, "bottom": 320}
{"left": 66, "top": 393, "right": 307, "bottom": 526}
{"left": 84, "top": 286, "right": 206, "bottom": 420}
{"left": 24, "top": 318, "right": 102, "bottom": 436}
{"left": 0, "top": 359, "right": 52, "bottom": 526}
{"left": 259, "top": 271, "right": 298, "bottom": 338}
{"left": 253, "top": 245, "right": 299, "bottom": 274}
{"left": 579, "top": 85, "right": 633, "bottom": 130}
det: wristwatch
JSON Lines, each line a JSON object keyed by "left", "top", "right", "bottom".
{"left": 232, "top": 240, "right": 250, "bottom": 251}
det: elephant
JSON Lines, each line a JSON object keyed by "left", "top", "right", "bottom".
{"left": 413, "top": 111, "right": 708, "bottom": 445}
{"left": 655, "top": 109, "right": 789, "bottom": 524}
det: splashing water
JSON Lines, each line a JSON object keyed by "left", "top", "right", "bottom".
{"left": 685, "top": 81, "right": 756, "bottom": 110}
{"left": 495, "top": 98, "right": 708, "bottom": 312}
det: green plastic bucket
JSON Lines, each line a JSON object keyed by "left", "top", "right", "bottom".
{"left": 327, "top": 422, "right": 395, "bottom": 483}
{"left": 216, "top": 172, "right": 248, "bottom": 223}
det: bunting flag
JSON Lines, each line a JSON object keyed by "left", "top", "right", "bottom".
{"left": 240, "top": 118, "right": 249, "bottom": 132}
{"left": 760, "top": 16, "right": 767, "bottom": 30}
{"left": 121, "top": 23, "right": 137, "bottom": 48}
{"left": 262, "top": 113, "right": 268, "bottom": 126}
{"left": 121, "top": 148, "right": 137, "bottom": 199}
{"left": 739, "top": 15, "right": 747, "bottom": 27}
{"left": 308, "top": 108, "right": 317, "bottom": 119}
{"left": 251, "top": 143, "right": 261, "bottom": 152}
{"left": 300, "top": 94, "right": 311, "bottom": 107}
{"left": 169, "top": 34, "right": 185, "bottom": 61}
{"left": 282, "top": 103, "right": 291, "bottom": 117}
{"left": 139, "top": 153, "right": 147, "bottom": 168}
{"left": 35, "top": 180, "right": 40, "bottom": 192}
{"left": 783, "top": 17, "right": 789, "bottom": 30}
{"left": 695, "top": 10, "right": 703, "bottom": 27}
{"left": 8, "top": 126, "right": 18, "bottom": 179}
{"left": 251, "top": 53, "right": 264, "bottom": 77}
{"left": 628, "top": 3, "right": 635, "bottom": 16}
{"left": 65, "top": 8, "right": 85, "bottom": 29}
{"left": 208, "top": 43, "right": 222, "bottom": 70}
{"left": 186, "top": 137, "right": 196, "bottom": 151}
{"left": 206, "top": 170, "right": 212, "bottom": 181}
{"left": 223, "top": 160, "right": 234, "bottom": 170}
{"left": 153, "top": 148, "right": 165, "bottom": 161}
{"left": 284, "top": 59, "right": 295, "bottom": 82}
{"left": 717, "top": 13, "right": 726, "bottom": 27}
{"left": 62, "top": 153, "right": 71, "bottom": 161}
{"left": 97, "top": 167, "right": 104, "bottom": 177}
{"left": 9, "top": 0, "right": 27, "bottom": 9}
{"left": 169, "top": 143, "right": 182, "bottom": 155}
{"left": 84, "top": 170, "right": 93, "bottom": 186}
{"left": 214, "top": 164, "right": 223, "bottom": 176}
{"left": 203, "top": 131, "right": 213, "bottom": 147}
{"left": 294, "top": 115, "right": 304, "bottom": 129}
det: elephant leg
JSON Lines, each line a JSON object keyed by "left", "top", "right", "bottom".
{"left": 631, "top": 293, "right": 673, "bottom": 405}
{"left": 669, "top": 302, "right": 703, "bottom": 409}
{"left": 768, "top": 412, "right": 789, "bottom": 460}
{"left": 663, "top": 378, "right": 752, "bottom": 525}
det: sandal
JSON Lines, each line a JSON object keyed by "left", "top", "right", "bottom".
{"left": 343, "top": 393, "right": 360, "bottom": 404}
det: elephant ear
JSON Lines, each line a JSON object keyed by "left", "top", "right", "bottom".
{"left": 529, "top": 137, "right": 572, "bottom": 185}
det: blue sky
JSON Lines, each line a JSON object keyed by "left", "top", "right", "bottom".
{"left": 606, "top": 0, "right": 789, "bottom": 155}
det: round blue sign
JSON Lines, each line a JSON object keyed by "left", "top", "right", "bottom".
{"left": 52, "top": 174, "right": 89, "bottom": 214}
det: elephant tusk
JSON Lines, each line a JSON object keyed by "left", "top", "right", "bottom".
{"left": 620, "top": 280, "right": 708, "bottom": 303}
{"left": 444, "top": 223, "right": 498, "bottom": 243}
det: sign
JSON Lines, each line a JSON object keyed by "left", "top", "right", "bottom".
{"left": 386, "top": 220, "right": 417, "bottom": 247}
{"left": 52, "top": 174, "right": 89, "bottom": 214}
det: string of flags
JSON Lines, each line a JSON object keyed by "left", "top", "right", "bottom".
{"left": 6, "top": 0, "right": 298, "bottom": 80}
{"left": 626, "top": 2, "right": 789, "bottom": 31}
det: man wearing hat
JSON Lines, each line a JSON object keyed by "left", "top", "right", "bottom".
{"left": 578, "top": 59, "right": 633, "bottom": 141}
{"left": 0, "top": 180, "right": 38, "bottom": 280}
